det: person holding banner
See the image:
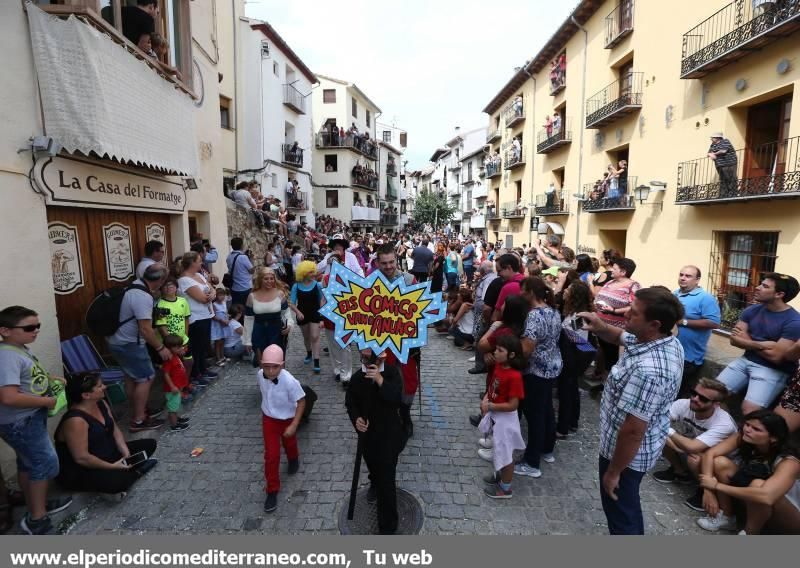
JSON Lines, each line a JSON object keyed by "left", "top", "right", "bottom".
{"left": 345, "top": 348, "right": 407, "bottom": 535}
{"left": 374, "top": 243, "right": 420, "bottom": 438}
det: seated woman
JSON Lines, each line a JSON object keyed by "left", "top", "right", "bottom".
{"left": 697, "top": 409, "right": 800, "bottom": 534}
{"left": 54, "top": 373, "right": 158, "bottom": 495}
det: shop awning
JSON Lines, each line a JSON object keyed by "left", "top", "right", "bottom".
{"left": 27, "top": 5, "right": 199, "bottom": 176}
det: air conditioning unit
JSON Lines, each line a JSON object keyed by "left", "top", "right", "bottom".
{"left": 260, "top": 40, "right": 270, "bottom": 58}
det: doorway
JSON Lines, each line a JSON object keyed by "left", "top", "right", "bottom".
{"left": 599, "top": 229, "right": 627, "bottom": 257}
{"left": 745, "top": 95, "right": 792, "bottom": 181}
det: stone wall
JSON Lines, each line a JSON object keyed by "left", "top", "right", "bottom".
{"left": 225, "top": 199, "right": 270, "bottom": 269}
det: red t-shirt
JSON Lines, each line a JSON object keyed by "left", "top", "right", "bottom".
{"left": 162, "top": 355, "right": 189, "bottom": 392}
{"left": 488, "top": 365, "right": 525, "bottom": 404}
{"left": 495, "top": 273, "right": 525, "bottom": 312}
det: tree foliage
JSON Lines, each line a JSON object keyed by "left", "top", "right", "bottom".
{"left": 412, "top": 190, "right": 457, "bottom": 229}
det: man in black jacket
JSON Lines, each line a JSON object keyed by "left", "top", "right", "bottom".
{"left": 345, "top": 349, "right": 408, "bottom": 535}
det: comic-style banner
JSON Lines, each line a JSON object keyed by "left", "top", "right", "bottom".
{"left": 319, "top": 263, "right": 446, "bottom": 363}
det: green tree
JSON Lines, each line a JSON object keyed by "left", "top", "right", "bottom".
{"left": 412, "top": 190, "right": 457, "bottom": 229}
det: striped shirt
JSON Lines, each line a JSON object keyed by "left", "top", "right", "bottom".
{"left": 599, "top": 332, "right": 684, "bottom": 472}
{"left": 709, "top": 139, "right": 737, "bottom": 168}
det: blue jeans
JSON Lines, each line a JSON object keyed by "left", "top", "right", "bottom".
{"left": 599, "top": 455, "right": 646, "bottom": 535}
{"left": 445, "top": 272, "right": 459, "bottom": 289}
{"left": 0, "top": 408, "right": 59, "bottom": 481}
{"left": 463, "top": 265, "right": 475, "bottom": 284}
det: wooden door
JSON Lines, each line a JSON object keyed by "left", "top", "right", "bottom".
{"left": 46, "top": 207, "right": 173, "bottom": 346}
{"left": 745, "top": 98, "right": 788, "bottom": 179}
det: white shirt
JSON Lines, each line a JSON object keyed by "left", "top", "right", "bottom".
{"left": 135, "top": 257, "right": 156, "bottom": 279}
{"left": 669, "top": 398, "right": 738, "bottom": 449}
{"left": 178, "top": 275, "right": 214, "bottom": 323}
{"left": 258, "top": 369, "right": 305, "bottom": 420}
{"left": 224, "top": 320, "right": 243, "bottom": 349}
{"left": 316, "top": 251, "right": 364, "bottom": 277}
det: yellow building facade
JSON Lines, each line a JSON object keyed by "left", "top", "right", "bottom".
{"left": 484, "top": 0, "right": 800, "bottom": 326}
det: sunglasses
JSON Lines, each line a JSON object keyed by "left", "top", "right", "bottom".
{"left": 690, "top": 390, "right": 715, "bottom": 404}
{"left": 12, "top": 323, "right": 41, "bottom": 332}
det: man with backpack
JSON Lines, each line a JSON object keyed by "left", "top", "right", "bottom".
{"left": 226, "top": 237, "right": 254, "bottom": 308}
{"left": 105, "top": 265, "right": 170, "bottom": 432}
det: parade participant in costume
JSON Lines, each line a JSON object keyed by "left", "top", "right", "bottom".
{"left": 289, "top": 261, "right": 324, "bottom": 374}
{"left": 322, "top": 256, "right": 353, "bottom": 386}
{"left": 345, "top": 348, "right": 407, "bottom": 534}
{"left": 373, "top": 243, "right": 419, "bottom": 438}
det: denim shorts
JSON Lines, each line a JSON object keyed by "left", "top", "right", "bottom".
{"left": 718, "top": 356, "right": 790, "bottom": 408}
{"left": 108, "top": 342, "right": 155, "bottom": 383}
{"left": 0, "top": 408, "right": 59, "bottom": 481}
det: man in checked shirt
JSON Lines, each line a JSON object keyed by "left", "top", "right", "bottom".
{"left": 579, "top": 286, "right": 685, "bottom": 534}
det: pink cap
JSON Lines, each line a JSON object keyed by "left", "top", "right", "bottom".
{"left": 261, "top": 345, "right": 284, "bottom": 365}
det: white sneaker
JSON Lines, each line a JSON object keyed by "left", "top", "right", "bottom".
{"left": 478, "top": 437, "right": 493, "bottom": 449}
{"left": 697, "top": 511, "right": 737, "bottom": 532}
{"left": 542, "top": 453, "right": 555, "bottom": 464}
{"left": 738, "top": 530, "right": 748, "bottom": 535}
{"left": 477, "top": 448, "right": 493, "bottom": 462}
{"left": 514, "top": 463, "right": 542, "bottom": 478}
{"left": 467, "top": 356, "right": 476, "bottom": 362}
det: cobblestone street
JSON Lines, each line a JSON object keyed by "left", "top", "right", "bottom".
{"left": 68, "top": 328, "right": 710, "bottom": 535}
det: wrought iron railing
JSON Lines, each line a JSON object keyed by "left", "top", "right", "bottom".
{"left": 485, "top": 206, "right": 500, "bottom": 219}
{"left": 315, "top": 133, "right": 378, "bottom": 160}
{"left": 605, "top": 0, "right": 635, "bottom": 48}
{"left": 582, "top": 176, "right": 637, "bottom": 212}
{"left": 386, "top": 163, "right": 397, "bottom": 176}
{"left": 381, "top": 213, "right": 399, "bottom": 225}
{"left": 281, "top": 144, "right": 303, "bottom": 167}
{"left": 534, "top": 191, "right": 569, "bottom": 215}
{"left": 501, "top": 201, "right": 527, "bottom": 218}
{"left": 504, "top": 99, "right": 525, "bottom": 127}
{"left": 283, "top": 84, "right": 306, "bottom": 113}
{"left": 286, "top": 190, "right": 308, "bottom": 210}
{"left": 504, "top": 148, "right": 525, "bottom": 169}
{"left": 536, "top": 119, "right": 572, "bottom": 153}
{"left": 484, "top": 160, "right": 502, "bottom": 178}
{"left": 585, "top": 72, "right": 643, "bottom": 128}
{"left": 352, "top": 170, "right": 378, "bottom": 191}
{"left": 487, "top": 129, "right": 501, "bottom": 143}
{"left": 681, "top": 0, "right": 800, "bottom": 78}
{"left": 676, "top": 136, "right": 800, "bottom": 203}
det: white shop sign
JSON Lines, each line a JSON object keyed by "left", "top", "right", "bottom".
{"left": 146, "top": 222, "right": 168, "bottom": 259}
{"left": 48, "top": 221, "right": 84, "bottom": 294}
{"left": 38, "top": 156, "right": 186, "bottom": 213}
{"left": 103, "top": 222, "right": 134, "bottom": 282}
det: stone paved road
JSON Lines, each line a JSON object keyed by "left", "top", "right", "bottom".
{"left": 68, "top": 328, "right": 710, "bottom": 535}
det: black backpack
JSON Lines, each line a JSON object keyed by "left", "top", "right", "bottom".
{"left": 85, "top": 283, "right": 150, "bottom": 337}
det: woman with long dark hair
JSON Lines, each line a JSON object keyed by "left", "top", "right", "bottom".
{"left": 697, "top": 410, "right": 800, "bottom": 534}
{"left": 516, "top": 277, "right": 562, "bottom": 479}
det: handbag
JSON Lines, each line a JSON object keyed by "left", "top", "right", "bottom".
{"left": 222, "top": 252, "right": 241, "bottom": 288}
{"left": 558, "top": 326, "right": 597, "bottom": 377}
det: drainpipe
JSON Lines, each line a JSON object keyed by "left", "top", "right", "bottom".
{"left": 571, "top": 15, "right": 589, "bottom": 252}
{"left": 520, "top": 64, "right": 536, "bottom": 242}
{"left": 231, "top": 0, "right": 240, "bottom": 172}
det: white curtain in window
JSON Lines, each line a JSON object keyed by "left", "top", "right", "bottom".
{"left": 27, "top": 5, "right": 198, "bottom": 176}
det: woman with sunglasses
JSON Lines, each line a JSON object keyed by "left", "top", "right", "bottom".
{"left": 54, "top": 373, "right": 158, "bottom": 497}
{"left": 696, "top": 409, "right": 800, "bottom": 534}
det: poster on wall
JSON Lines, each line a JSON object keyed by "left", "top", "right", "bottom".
{"left": 48, "top": 221, "right": 84, "bottom": 295}
{"left": 145, "top": 222, "right": 168, "bottom": 259}
{"left": 103, "top": 222, "right": 134, "bottom": 282}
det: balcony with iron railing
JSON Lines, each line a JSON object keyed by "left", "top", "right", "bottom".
{"left": 386, "top": 163, "right": 398, "bottom": 176}
{"left": 352, "top": 170, "right": 378, "bottom": 191}
{"left": 605, "top": 0, "right": 635, "bottom": 48}
{"left": 504, "top": 100, "right": 525, "bottom": 129}
{"left": 537, "top": 119, "right": 572, "bottom": 154}
{"left": 502, "top": 201, "right": 527, "bottom": 218}
{"left": 486, "top": 128, "right": 501, "bottom": 144}
{"left": 286, "top": 190, "right": 308, "bottom": 210}
{"left": 485, "top": 206, "right": 501, "bottom": 220}
{"left": 680, "top": 0, "right": 800, "bottom": 79}
{"left": 484, "top": 160, "right": 502, "bottom": 179}
{"left": 582, "top": 176, "right": 637, "bottom": 212}
{"left": 676, "top": 136, "right": 800, "bottom": 205}
{"left": 283, "top": 84, "right": 306, "bottom": 114}
{"left": 381, "top": 213, "right": 399, "bottom": 226}
{"left": 281, "top": 144, "right": 303, "bottom": 168}
{"left": 534, "top": 191, "right": 569, "bottom": 215}
{"left": 315, "top": 133, "right": 378, "bottom": 160}
{"left": 585, "top": 72, "right": 643, "bottom": 129}
{"left": 504, "top": 148, "right": 525, "bottom": 170}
